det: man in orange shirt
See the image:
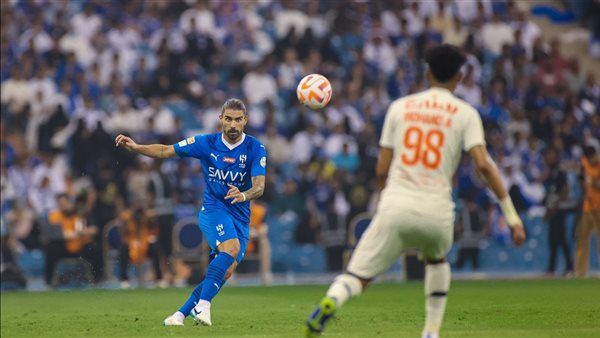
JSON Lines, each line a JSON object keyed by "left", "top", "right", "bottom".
{"left": 118, "top": 207, "right": 164, "bottom": 288}
{"left": 248, "top": 201, "right": 272, "bottom": 285}
{"left": 44, "top": 193, "right": 102, "bottom": 285}
{"left": 575, "top": 146, "right": 600, "bottom": 277}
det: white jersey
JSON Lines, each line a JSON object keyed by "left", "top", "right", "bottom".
{"left": 378, "top": 87, "right": 485, "bottom": 217}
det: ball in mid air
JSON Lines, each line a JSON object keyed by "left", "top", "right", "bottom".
{"left": 296, "top": 74, "right": 332, "bottom": 109}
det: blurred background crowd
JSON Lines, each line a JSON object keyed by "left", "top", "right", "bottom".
{"left": 1, "top": 0, "right": 599, "bottom": 289}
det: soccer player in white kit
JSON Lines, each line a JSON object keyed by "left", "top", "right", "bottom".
{"left": 305, "top": 45, "right": 526, "bottom": 338}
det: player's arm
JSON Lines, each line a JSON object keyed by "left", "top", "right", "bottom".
{"left": 115, "top": 134, "right": 176, "bottom": 159}
{"left": 376, "top": 147, "right": 393, "bottom": 191}
{"left": 244, "top": 175, "right": 266, "bottom": 200}
{"left": 225, "top": 176, "right": 265, "bottom": 204}
{"left": 468, "top": 145, "right": 526, "bottom": 245}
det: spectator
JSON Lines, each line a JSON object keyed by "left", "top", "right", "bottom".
{"left": 242, "top": 63, "right": 278, "bottom": 105}
{"left": 544, "top": 170, "right": 575, "bottom": 276}
{"left": 455, "top": 65, "right": 482, "bottom": 108}
{"left": 148, "top": 160, "right": 175, "bottom": 280}
{"left": 247, "top": 201, "right": 272, "bottom": 285}
{"left": 260, "top": 125, "right": 290, "bottom": 165}
{"left": 430, "top": 1, "right": 453, "bottom": 34}
{"left": 290, "top": 123, "right": 324, "bottom": 164}
{"left": 481, "top": 13, "right": 514, "bottom": 56}
{"left": 70, "top": 4, "right": 102, "bottom": 41}
{"left": 454, "top": 197, "right": 489, "bottom": 271}
{"left": 443, "top": 16, "right": 468, "bottom": 47}
{"left": 44, "top": 193, "right": 102, "bottom": 286}
{"left": 364, "top": 31, "right": 397, "bottom": 76}
{"left": 575, "top": 146, "right": 600, "bottom": 277}
{"left": 119, "top": 207, "right": 165, "bottom": 288}
{"left": 332, "top": 143, "right": 360, "bottom": 173}
{"left": 1, "top": 215, "right": 27, "bottom": 289}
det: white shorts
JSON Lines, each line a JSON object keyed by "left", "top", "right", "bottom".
{"left": 346, "top": 203, "right": 454, "bottom": 279}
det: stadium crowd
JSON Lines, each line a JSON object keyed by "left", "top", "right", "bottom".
{"left": 1, "top": 0, "right": 598, "bottom": 287}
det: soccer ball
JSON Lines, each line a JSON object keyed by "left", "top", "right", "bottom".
{"left": 296, "top": 74, "right": 332, "bottom": 109}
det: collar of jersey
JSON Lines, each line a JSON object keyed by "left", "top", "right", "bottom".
{"left": 429, "top": 86, "right": 452, "bottom": 94}
{"left": 221, "top": 132, "right": 246, "bottom": 150}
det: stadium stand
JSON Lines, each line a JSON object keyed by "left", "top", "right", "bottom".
{"left": 1, "top": 0, "right": 598, "bottom": 289}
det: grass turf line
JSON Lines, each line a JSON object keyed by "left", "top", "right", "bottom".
{"left": 1, "top": 279, "right": 599, "bottom": 337}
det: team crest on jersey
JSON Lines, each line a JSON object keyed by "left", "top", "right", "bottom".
{"left": 223, "top": 157, "right": 236, "bottom": 164}
{"left": 187, "top": 136, "right": 195, "bottom": 144}
{"left": 239, "top": 154, "right": 247, "bottom": 163}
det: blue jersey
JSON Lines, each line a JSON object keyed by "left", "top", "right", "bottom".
{"left": 173, "top": 133, "right": 267, "bottom": 224}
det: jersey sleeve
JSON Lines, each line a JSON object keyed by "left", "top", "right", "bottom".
{"left": 173, "top": 135, "right": 204, "bottom": 159}
{"left": 379, "top": 102, "right": 397, "bottom": 148}
{"left": 463, "top": 109, "right": 486, "bottom": 151}
{"left": 251, "top": 143, "right": 267, "bottom": 177}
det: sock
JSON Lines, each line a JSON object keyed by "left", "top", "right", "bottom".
{"left": 200, "top": 252, "right": 235, "bottom": 302}
{"left": 423, "top": 262, "right": 451, "bottom": 334}
{"left": 172, "top": 311, "right": 185, "bottom": 322}
{"left": 178, "top": 282, "right": 203, "bottom": 316}
{"left": 325, "top": 273, "right": 363, "bottom": 308}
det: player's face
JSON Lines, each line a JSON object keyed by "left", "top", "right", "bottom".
{"left": 220, "top": 109, "right": 247, "bottom": 141}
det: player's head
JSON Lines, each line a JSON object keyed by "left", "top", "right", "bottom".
{"left": 219, "top": 98, "right": 247, "bottom": 141}
{"left": 424, "top": 44, "right": 466, "bottom": 91}
{"left": 583, "top": 145, "right": 597, "bottom": 163}
{"left": 56, "top": 193, "right": 74, "bottom": 214}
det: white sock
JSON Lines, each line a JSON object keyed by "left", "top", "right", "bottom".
{"left": 423, "top": 262, "right": 450, "bottom": 334}
{"left": 174, "top": 311, "right": 185, "bottom": 321}
{"left": 325, "top": 274, "right": 363, "bottom": 307}
{"left": 195, "top": 300, "right": 211, "bottom": 310}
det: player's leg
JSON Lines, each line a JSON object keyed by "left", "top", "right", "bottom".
{"left": 547, "top": 221, "right": 559, "bottom": 273}
{"left": 79, "top": 242, "right": 103, "bottom": 284}
{"left": 305, "top": 213, "right": 402, "bottom": 337}
{"left": 165, "top": 211, "right": 237, "bottom": 326}
{"left": 418, "top": 223, "right": 453, "bottom": 338}
{"left": 593, "top": 210, "right": 600, "bottom": 257}
{"left": 167, "top": 253, "right": 217, "bottom": 325}
{"left": 119, "top": 244, "right": 131, "bottom": 288}
{"left": 557, "top": 220, "right": 573, "bottom": 274}
{"left": 575, "top": 212, "right": 593, "bottom": 277}
{"left": 255, "top": 225, "right": 273, "bottom": 285}
{"left": 147, "top": 242, "right": 166, "bottom": 287}
{"left": 44, "top": 240, "right": 68, "bottom": 286}
{"left": 422, "top": 258, "right": 451, "bottom": 338}
{"left": 191, "top": 215, "right": 246, "bottom": 326}
{"left": 191, "top": 238, "right": 239, "bottom": 326}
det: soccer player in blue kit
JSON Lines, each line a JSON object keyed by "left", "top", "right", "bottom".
{"left": 115, "top": 98, "right": 267, "bottom": 326}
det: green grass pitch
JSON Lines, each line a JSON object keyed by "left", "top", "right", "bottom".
{"left": 2, "top": 279, "right": 599, "bottom": 337}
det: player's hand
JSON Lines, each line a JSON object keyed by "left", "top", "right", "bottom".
{"left": 510, "top": 224, "right": 526, "bottom": 246}
{"left": 115, "top": 134, "right": 138, "bottom": 152}
{"left": 224, "top": 184, "right": 246, "bottom": 204}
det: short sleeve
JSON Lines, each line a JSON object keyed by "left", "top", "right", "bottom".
{"left": 251, "top": 143, "right": 267, "bottom": 177}
{"left": 379, "top": 102, "right": 398, "bottom": 148}
{"left": 173, "top": 135, "right": 204, "bottom": 159}
{"left": 463, "top": 109, "right": 486, "bottom": 151}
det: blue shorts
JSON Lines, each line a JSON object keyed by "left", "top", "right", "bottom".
{"left": 198, "top": 207, "right": 248, "bottom": 263}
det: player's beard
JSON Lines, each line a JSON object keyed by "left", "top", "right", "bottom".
{"left": 226, "top": 128, "right": 241, "bottom": 141}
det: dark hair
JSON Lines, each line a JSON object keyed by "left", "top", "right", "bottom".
{"left": 56, "top": 193, "right": 70, "bottom": 201}
{"left": 583, "top": 145, "right": 597, "bottom": 159}
{"left": 425, "top": 44, "right": 467, "bottom": 82}
{"left": 221, "top": 98, "right": 247, "bottom": 115}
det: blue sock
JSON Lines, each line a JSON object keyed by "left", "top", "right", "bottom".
{"left": 200, "top": 252, "right": 235, "bottom": 302}
{"left": 178, "top": 282, "right": 203, "bottom": 316}
{"left": 178, "top": 279, "right": 227, "bottom": 316}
